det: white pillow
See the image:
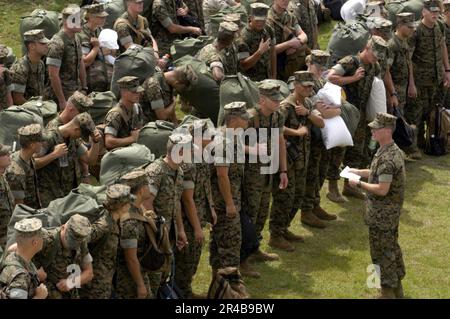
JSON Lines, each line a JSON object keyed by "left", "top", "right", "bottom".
{"left": 366, "top": 76, "right": 387, "bottom": 121}
{"left": 316, "top": 82, "right": 342, "bottom": 107}
{"left": 321, "top": 116, "right": 354, "bottom": 150}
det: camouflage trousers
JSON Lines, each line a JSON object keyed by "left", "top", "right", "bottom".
{"left": 405, "top": 84, "right": 438, "bottom": 150}
{"left": 269, "top": 157, "right": 308, "bottom": 236}
{"left": 174, "top": 220, "right": 203, "bottom": 298}
{"left": 47, "top": 282, "right": 80, "bottom": 299}
{"left": 79, "top": 279, "right": 113, "bottom": 299}
{"left": 39, "top": 182, "right": 66, "bottom": 208}
{"left": 209, "top": 208, "right": 241, "bottom": 270}
{"left": 114, "top": 264, "right": 152, "bottom": 299}
{"left": 368, "top": 226, "right": 406, "bottom": 288}
{"left": 242, "top": 164, "right": 272, "bottom": 240}
{"left": 302, "top": 141, "right": 330, "bottom": 211}
{"left": 344, "top": 115, "right": 370, "bottom": 169}
{"left": 326, "top": 147, "right": 346, "bottom": 181}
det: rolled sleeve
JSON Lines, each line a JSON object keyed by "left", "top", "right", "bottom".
{"left": 161, "top": 17, "right": 173, "bottom": 28}
{"left": 183, "top": 180, "right": 195, "bottom": 190}
{"left": 82, "top": 253, "right": 93, "bottom": 265}
{"left": 120, "top": 238, "right": 138, "bottom": 249}
{"left": 10, "top": 83, "right": 26, "bottom": 93}
{"left": 8, "top": 288, "right": 28, "bottom": 299}
{"left": 237, "top": 52, "right": 250, "bottom": 60}
{"left": 150, "top": 99, "right": 165, "bottom": 110}
{"left": 210, "top": 61, "right": 224, "bottom": 70}
{"left": 46, "top": 57, "right": 62, "bottom": 67}
{"left": 378, "top": 174, "right": 393, "bottom": 183}
{"left": 119, "top": 35, "right": 133, "bottom": 46}
{"left": 331, "top": 64, "right": 346, "bottom": 76}
{"left": 104, "top": 126, "right": 118, "bottom": 136}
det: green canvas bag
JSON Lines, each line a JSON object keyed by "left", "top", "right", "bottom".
{"left": 340, "top": 100, "right": 361, "bottom": 137}
{"left": 100, "top": 143, "right": 154, "bottom": 185}
{"left": 21, "top": 97, "right": 58, "bottom": 127}
{"left": 209, "top": 5, "right": 249, "bottom": 35}
{"left": 0, "top": 106, "right": 43, "bottom": 150}
{"left": 137, "top": 120, "right": 176, "bottom": 158}
{"left": 170, "top": 36, "right": 215, "bottom": 61}
{"left": 218, "top": 73, "right": 260, "bottom": 126}
{"left": 173, "top": 55, "right": 221, "bottom": 124}
{"left": 104, "top": 0, "right": 126, "bottom": 29}
{"left": 110, "top": 44, "right": 156, "bottom": 97}
{"left": 386, "top": 0, "right": 424, "bottom": 24}
{"left": 19, "top": 9, "right": 60, "bottom": 54}
{"left": 88, "top": 91, "right": 117, "bottom": 125}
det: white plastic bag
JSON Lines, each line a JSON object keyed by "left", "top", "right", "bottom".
{"left": 316, "top": 82, "right": 342, "bottom": 107}
{"left": 366, "top": 76, "right": 386, "bottom": 121}
{"left": 340, "top": 0, "right": 366, "bottom": 21}
{"left": 321, "top": 116, "right": 354, "bottom": 150}
{"left": 99, "top": 28, "right": 119, "bottom": 50}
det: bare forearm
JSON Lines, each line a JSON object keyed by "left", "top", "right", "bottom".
{"left": 275, "top": 41, "right": 292, "bottom": 54}
{"left": 217, "top": 173, "right": 233, "bottom": 206}
{"left": 12, "top": 92, "right": 27, "bottom": 105}
{"left": 125, "top": 253, "right": 145, "bottom": 287}
{"left": 79, "top": 267, "right": 93, "bottom": 286}
{"left": 328, "top": 73, "right": 357, "bottom": 86}
{"left": 279, "top": 136, "right": 287, "bottom": 172}
{"left": 308, "top": 113, "right": 325, "bottom": 128}
{"left": 85, "top": 143, "right": 100, "bottom": 165}
{"left": 182, "top": 192, "right": 202, "bottom": 231}
{"left": 105, "top": 135, "right": 135, "bottom": 150}
{"left": 383, "top": 68, "right": 395, "bottom": 95}
{"left": 79, "top": 59, "right": 87, "bottom": 88}
{"left": 34, "top": 152, "right": 59, "bottom": 169}
{"left": 240, "top": 50, "right": 263, "bottom": 71}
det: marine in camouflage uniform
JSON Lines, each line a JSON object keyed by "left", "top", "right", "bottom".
{"left": 288, "top": 0, "right": 319, "bottom": 49}
{"left": 114, "top": 0, "right": 157, "bottom": 54}
{"left": 5, "top": 124, "right": 43, "bottom": 209}
{"left": 37, "top": 113, "right": 96, "bottom": 207}
{"left": 388, "top": 13, "right": 418, "bottom": 112}
{"left": 209, "top": 102, "right": 247, "bottom": 271}
{"left": 0, "top": 45, "right": 12, "bottom": 110}
{"left": 46, "top": 6, "right": 86, "bottom": 105}
{"left": 174, "top": 120, "right": 216, "bottom": 298}
{"left": 269, "top": 71, "right": 323, "bottom": 250}
{"left": 442, "top": 1, "right": 450, "bottom": 109}
{"left": 238, "top": 3, "right": 277, "bottom": 81}
{"left": 104, "top": 76, "right": 144, "bottom": 150}
{"left": 406, "top": 0, "right": 450, "bottom": 152}
{"left": 184, "top": 0, "right": 205, "bottom": 29}
{"left": 33, "top": 215, "right": 94, "bottom": 299}
{"left": 0, "top": 219, "right": 44, "bottom": 299}
{"left": 115, "top": 170, "right": 152, "bottom": 299}
{"left": 203, "top": 0, "right": 239, "bottom": 35}
{"left": 80, "top": 184, "right": 132, "bottom": 299}
{"left": 9, "top": 30, "right": 48, "bottom": 104}
{"left": 0, "top": 144, "right": 14, "bottom": 248}
{"left": 350, "top": 113, "right": 406, "bottom": 298}
{"left": 267, "top": 0, "right": 309, "bottom": 81}
{"left": 78, "top": 4, "right": 111, "bottom": 93}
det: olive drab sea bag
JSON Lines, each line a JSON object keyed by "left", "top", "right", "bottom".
{"left": 19, "top": 9, "right": 60, "bottom": 54}
{"left": 21, "top": 97, "right": 58, "bottom": 127}
{"left": 170, "top": 36, "right": 215, "bottom": 61}
{"left": 137, "top": 120, "right": 176, "bottom": 158}
{"left": 88, "top": 91, "right": 117, "bottom": 125}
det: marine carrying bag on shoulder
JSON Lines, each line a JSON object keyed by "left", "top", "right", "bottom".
{"left": 19, "top": 9, "right": 60, "bottom": 54}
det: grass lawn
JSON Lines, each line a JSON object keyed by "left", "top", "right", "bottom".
{"left": 1, "top": 1, "right": 450, "bottom": 299}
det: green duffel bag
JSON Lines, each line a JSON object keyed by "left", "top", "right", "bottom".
{"left": 110, "top": 44, "right": 157, "bottom": 97}
{"left": 386, "top": 0, "right": 424, "bottom": 24}
{"left": 21, "top": 97, "right": 58, "bottom": 127}
{"left": 88, "top": 91, "right": 117, "bottom": 125}
{"left": 19, "top": 9, "right": 60, "bottom": 54}
{"left": 218, "top": 73, "right": 260, "bottom": 126}
{"left": 170, "top": 36, "right": 215, "bottom": 61}
{"left": 173, "top": 55, "right": 221, "bottom": 124}
{"left": 327, "top": 19, "right": 369, "bottom": 65}
{"left": 209, "top": 5, "right": 249, "bottom": 35}
{"left": 77, "top": 184, "right": 107, "bottom": 206}
{"left": 340, "top": 100, "right": 361, "bottom": 137}
{"left": 137, "top": 120, "right": 176, "bottom": 158}
{"left": 0, "top": 106, "right": 43, "bottom": 150}
{"left": 100, "top": 143, "right": 154, "bottom": 185}
{"left": 104, "top": 0, "right": 126, "bottom": 29}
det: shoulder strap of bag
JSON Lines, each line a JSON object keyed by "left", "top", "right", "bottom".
{"left": 114, "top": 17, "right": 145, "bottom": 44}
{"left": 109, "top": 105, "right": 131, "bottom": 125}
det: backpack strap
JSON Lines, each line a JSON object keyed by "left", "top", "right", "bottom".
{"left": 114, "top": 17, "right": 146, "bottom": 45}
{"left": 108, "top": 105, "right": 131, "bottom": 126}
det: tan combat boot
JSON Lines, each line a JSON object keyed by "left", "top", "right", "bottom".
{"left": 268, "top": 235, "right": 295, "bottom": 252}
{"left": 248, "top": 248, "right": 280, "bottom": 262}
{"left": 326, "top": 179, "right": 346, "bottom": 203}
{"left": 378, "top": 286, "right": 396, "bottom": 299}
{"left": 282, "top": 229, "right": 305, "bottom": 242}
{"left": 394, "top": 281, "right": 404, "bottom": 299}
{"left": 239, "top": 261, "right": 261, "bottom": 279}
{"left": 301, "top": 210, "right": 326, "bottom": 228}
{"left": 342, "top": 179, "right": 366, "bottom": 200}
{"left": 313, "top": 206, "right": 337, "bottom": 221}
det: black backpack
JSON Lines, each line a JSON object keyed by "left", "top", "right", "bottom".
{"left": 393, "top": 108, "right": 415, "bottom": 148}
{"left": 425, "top": 106, "right": 448, "bottom": 156}
{"left": 240, "top": 210, "right": 260, "bottom": 263}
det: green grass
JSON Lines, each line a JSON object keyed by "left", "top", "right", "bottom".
{"left": 2, "top": 1, "right": 450, "bottom": 299}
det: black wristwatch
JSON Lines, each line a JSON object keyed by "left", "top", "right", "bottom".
{"left": 391, "top": 92, "right": 398, "bottom": 97}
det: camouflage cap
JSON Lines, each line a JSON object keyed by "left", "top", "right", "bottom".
{"left": 65, "top": 214, "right": 91, "bottom": 249}
{"left": 219, "top": 21, "right": 239, "bottom": 34}
{"left": 258, "top": 80, "right": 284, "bottom": 101}
{"left": 18, "top": 123, "right": 44, "bottom": 144}
{"left": 168, "top": 133, "right": 197, "bottom": 151}
{"left": 84, "top": 3, "right": 109, "bottom": 17}
{"left": 423, "top": 0, "right": 441, "bottom": 12}
{"left": 117, "top": 76, "right": 145, "bottom": 93}
{"left": 23, "top": 29, "right": 50, "bottom": 44}
{"left": 444, "top": 0, "right": 450, "bottom": 10}
{"left": 62, "top": 4, "right": 81, "bottom": 18}
{"left": 14, "top": 218, "right": 43, "bottom": 238}
{"left": 189, "top": 118, "right": 217, "bottom": 137}
{"left": 105, "top": 183, "right": 133, "bottom": 208}
{"left": 74, "top": 112, "right": 96, "bottom": 142}
{"left": 0, "top": 144, "right": 11, "bottom": 157}
{"left": 366, "top": 17, "right": 392, "bottom": 34}
{"left": 364, "top": 1, "right": 385, "bottom": 16}
{"left": 368, "top": 35, "right": 388, "bottom": 61}
{"left": 294, "top": 71, "right": 315, "bottom": 86}
{"left": 396, "top": 12, "right": 420, "bottom": 28}
{"left": 68, "top": 91, "right": 94, "bottom": 113}
{"left": 223, "top": 13, "right": 242, "bottom": 26}
{"left": 177, "top": 65, "right": 198, "bottom": 90}
{"left": 368, "top": 112, "right": 397, "bottom": 129}
{"left": 223, "top": 101, "right": 249, "bottom": 119}
{"left": 287, "top": 76, "right": 295, "bottom": 91}
{"left": 0, "top": 44, "right": 8, "bottom": 63}
{"left": 119, "top": 169, "right": 150, "bottom": 190}
{"left": 309, "top": 50, "right": 330, "bottom": 66}
{"left": 250, "top": 2, "right": 270, "bottom": 20}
